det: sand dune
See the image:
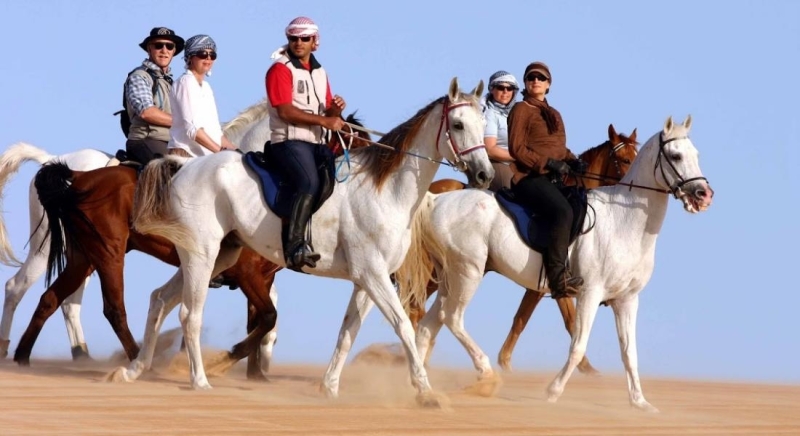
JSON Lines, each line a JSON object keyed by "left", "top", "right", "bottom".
{"left": 0, "top": 345, "right": 798, "bottom": 436}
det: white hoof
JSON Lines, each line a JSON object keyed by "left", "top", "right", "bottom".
{"left": 319, "top": 382, "right": 339, "bottom": 399}
{"left": 192, "top": 380, "right": 213, "bottom": 390}
{"left": 545, "top": 382, "right": 563, "bottom": 403}
{"left": 632, "top": 399, "right": 659, "bottom": 413}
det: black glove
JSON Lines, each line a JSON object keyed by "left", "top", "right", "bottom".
{"left": 545, "top": 158, "right": 570, "bottom": 176}
{"left": 566, "top": 158, "right": 588, "bottom": 175}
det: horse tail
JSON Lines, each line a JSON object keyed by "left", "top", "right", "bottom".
{"left": 396, "top": 192, "right": 448, "bottom": 313}
{"left": 131, "top": 157, "right": 195, "bottom": 252}
{"left": 33, "top": 162, "right": 99, "bottom": 286}
{"left": 0, "top": 142, "right": 56, "bottom": 266}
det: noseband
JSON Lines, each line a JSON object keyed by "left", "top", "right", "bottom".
{"left": 435, "top": 100, "right": 486, "bottom": 172}
{"left": 655, "top": 134, "right": 709, "bottom": 199}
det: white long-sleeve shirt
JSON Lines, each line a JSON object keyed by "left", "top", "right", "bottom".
{"left": 167, "top": 71, "right": 223, "bottom": 157}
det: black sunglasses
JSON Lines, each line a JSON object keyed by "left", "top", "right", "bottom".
{"left": 526, "top": 73, "right": 549, "bottom": 82}
{"left": 493, "top": 85, "right": 516, "bottom": 92}
{"left": 193, "top": 51, "right": 218, "bottom": 60}
{"left": 150, "top": 42, "right": 175, "bottom": 51}
{"left": 287, "top": 35, "right": 312, "bottom": 43}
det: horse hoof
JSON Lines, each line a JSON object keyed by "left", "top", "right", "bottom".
{"left": 14, "top": 357, "right": 30, "bottom": 367}
{"left": 192, "top": 381, "right": 213, "bottom": 390}
{"left": 71, "top": 345, "right": 92, "bottom": 361}
{"left": 498, "top": 359, "right": 513, "bottom": 373}
{"left": 104, "top": 367, "right": 131, "bottom": 383}
{"left": 465, "top": 373, "right": 503, "bottom": 397}
{"left": 246, "top": 371, "right": 269, "bottom": 382}
{"left": 632, "top": 400, "right": 659, "bottom": 413}
{"left": 0, "top": 339, "right": 10, "bottom": 359}
{"left": 416, "top": 391, "right": 449, "bottom": 409}
{"left": 319, "top": 383, "right": 338, "bottom": 399}
{"left": 577, "top": 363, "right": 601, "bottom": 376}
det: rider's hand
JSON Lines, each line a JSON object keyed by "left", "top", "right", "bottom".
{"left": 545, "top": 158, "right": 571, "bottom": 176}
{"left": 332, "top": 95, "right": 346, "bottom": 112}
{"left": 566, "top": 158, "right": 588, "bottom": 175}
{"left": 324, "top": 116, "right": 345, "bottom": 132}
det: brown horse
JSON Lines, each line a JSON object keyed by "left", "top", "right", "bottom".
{"left": 408, "top": 124, "right": 638, "bottom": 373}
{"left": 14, "top": 115, "right": 371, "bottom": 379}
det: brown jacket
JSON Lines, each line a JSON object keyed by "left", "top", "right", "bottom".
{"left": 508, "top": 97, "right": 576, "bottom": 184}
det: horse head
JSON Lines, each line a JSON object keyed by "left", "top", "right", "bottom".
{"left": 653, "top": 115, "right": 714, "bottom": 213}
{"left": 440, "top": 77, "right": 494, "bottom": 189}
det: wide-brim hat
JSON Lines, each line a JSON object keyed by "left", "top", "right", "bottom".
{"left": 139, "top": 27, "right": 185, "bottom": 55}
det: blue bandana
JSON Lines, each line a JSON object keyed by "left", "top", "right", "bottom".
{"left": 183, "top": 34, "right": 217, "bottom": 61}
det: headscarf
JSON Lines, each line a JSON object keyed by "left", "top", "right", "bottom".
{"left": 483, "top": 70, "right": 518, "bottom": 117}
{"left": 271, "top": 16, "right": 320, "bottom": 60}
{"left": 183, "top": 34, "right": 217, "bottom": 61}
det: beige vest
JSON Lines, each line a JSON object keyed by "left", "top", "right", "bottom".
{"left": 268, "top": 54, "right": 329, "bottom": 144}
{"left": 127, "top": 68, "right": 172, "bottom": 142}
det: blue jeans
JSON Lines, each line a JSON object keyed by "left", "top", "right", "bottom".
{"left": 269, "top": 140, "right": 329, "bottom": 198}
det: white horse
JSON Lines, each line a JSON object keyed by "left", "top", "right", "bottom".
{"left": 0, "top": 144, "right": 113, "bottom": 359}
{"left": 396, "top": 116, "right": 713, "bottom": 411}
{"left": 0, "top": 100, "right": 274, "bottom": 363}
{"left": 111, "top": 78, "right": 493, "bottom": 406}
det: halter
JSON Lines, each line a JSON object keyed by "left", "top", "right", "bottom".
{"left": 434, "top": 100, "right": 486, "bottom": 172}
{"left": 655, "top": 134, "right": 708, "bottom": 199}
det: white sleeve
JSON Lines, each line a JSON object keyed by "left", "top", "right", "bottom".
{"left": 173, "top": 76, "right": 200, "bottom": 140}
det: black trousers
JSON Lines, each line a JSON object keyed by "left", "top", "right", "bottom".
{"left": 269, "top": 140, "right": 328, "bottom": 198}
{"left": 511, "top": 173, "right": 573, "bottom": 277}
{"left": 125, "top": 139, "right": 167, "bottom": 166}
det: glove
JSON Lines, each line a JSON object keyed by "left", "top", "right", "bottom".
{"left": 545, "top": 158, "right": 570, "bottom": 176}
{"left": 566, "top": 158, "right": 588, "bottom": 175}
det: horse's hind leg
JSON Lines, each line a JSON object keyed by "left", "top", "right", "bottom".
{"left": 555, "top": 296, "right": 599, "bottom": 375}
{"left": 247, "top": 283, "right": 279, "bottom": 379}
{"left": 497, "top": 288, "right": 545, "bottom": 372}
{"left": 62, "top": 277, "right": 91, "bottom": 360}
{"left": 13, "top": 259, "right": 94, "bottom": 366}
{"left": 439, "top": 271, "right": 493, "bottom": 380}
{"left": 1, "top": 248, "right": 48, "bottom": 358}
{"left": 96, "top": 262, "right": 140, "bottom": 361}
{"left": 416, "top": 292, "right": 444, "bottom": 366}
{"left": 321, "top": 285, "right": 374, "bottom": 398}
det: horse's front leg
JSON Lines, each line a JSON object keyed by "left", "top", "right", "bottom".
{"left": 611, "top": 294, "right": 657, "bottom": 412}
{"left": 321, "top": 284, "right": 373, "bottom": 398}
{"left": 546, "top": 286, "right": 604, "bottom": 402}
{"left": 498, "top": 288, "right": 545, "bottom": 372}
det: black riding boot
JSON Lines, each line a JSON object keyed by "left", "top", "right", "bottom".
{"left": 544, "top": 248, "right": 584, "bottom": 300}
{"left": 284, "top": 193, "right": 321, "bottom": 271}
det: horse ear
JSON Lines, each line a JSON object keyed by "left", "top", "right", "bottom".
{"left": 471, "top": 80, "right": 484, "bottom": 98}
{"left": 608, "top": 123, "right": 618, "bottom": 140}
{"left": 683, "top": 114, "right": 692, "bottom": 131}
{"left": 448, "top": 77, "right": 460, "bottom": 101}
{"left": 663, "top": 116, "right": 674, "bottom": 135}
{"left": 630, "top": 128, "right": 637, "bottom": 143}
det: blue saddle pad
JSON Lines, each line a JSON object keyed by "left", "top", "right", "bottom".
{"left": 495, "top": 187, "right": 588, "bottom": 254}
{"left": 244, "top": 151, "right": 287, "bottom": 218}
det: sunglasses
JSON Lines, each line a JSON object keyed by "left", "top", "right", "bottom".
{"left": 193, "top": 51, "right": 218, "bottom": 60}
{"left": 150, "top": 42, "right": 175, "bottom": 51}
{"left": 287, "top": 35, "right": 313, "bottom": 43}
{"left": 493, "top": 85, "right": 516, "bottom": 92}
{"left": 526, "top": 73, "right": 549, "bottom": 82}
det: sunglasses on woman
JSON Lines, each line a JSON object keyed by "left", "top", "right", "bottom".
{"left": 150, "top": 42, "right": 175, "bottom": 51}
{"left": 288, "top": 36, "right": 312, "bottom": 43}
{"left": 493, "top": 85, "right": 516, "bottom": 92}
{"left": 194, "top": 51, "right": 218, "bottom": 60}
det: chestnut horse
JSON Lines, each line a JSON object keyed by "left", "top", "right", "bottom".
{"left": 409, "top": 124, "right": 638, "bottom": 373}
{"left": 14, "top": 115, "right": 371, "bottom": 380}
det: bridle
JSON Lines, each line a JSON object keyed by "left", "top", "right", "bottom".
{"left": 434, "top": 99, "right": 486, "bottom": 172}
{"left": 655, "top": 134, "right": 709, "bottom": 199}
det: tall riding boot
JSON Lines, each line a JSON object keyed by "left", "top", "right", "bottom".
{"left": 544, "top": 247, "right": 584, "bottom": 300}
{"left": 284, "top": 193, "right": 321, "bottom": 271}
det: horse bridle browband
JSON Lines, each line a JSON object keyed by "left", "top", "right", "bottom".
{"left": 435, "top": 100, "right": 486, "bottom": 172}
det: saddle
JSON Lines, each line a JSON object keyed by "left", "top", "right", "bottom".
{"left": 494, "top": 185, "right": 589, "bottom": 254}
{"left": 243, "top": 141, "right": 336, "bottom": 258}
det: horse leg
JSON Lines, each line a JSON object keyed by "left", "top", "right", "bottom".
{"left": 497, "top": 288, "right": 545, "bottom": 372}
{"left": 321, "top": 285, "right": 374, "bottom": 398}
{"left": 1, "top": 249, "right": 48, "bottom": 358}
{"left": 13, "top": 259, "right": 93, "bottom": 366}
{"left": 611, "top": 294, "right": 656, "bottom": 412}
{"left": 556, "top": 297, "right": 599, "bottom": 375}
{"left": 415, "top": 293, "right": 444, "bottom": 366}
{"left": 251, "top": 283, "right": 278, "bottom": 378}
{"left": 361, "top": 271, "right": 440, "bottom": 407}
{"left": 97, "top": 262, "right": 140, "bottom": 361}
{"left": 111, "top": 270, "right": 184, "bottom": 382}
{"left": 61, "top": 277, "right": 91, "bottom": 360}
{"left": 408, "top": 279, "right": 437, "bottom": 331}
{"left": 545, "top": 286, "right": 604, "bottom": 402}
{"left": 177, "top": 245, "right": 218, "bottom": 390}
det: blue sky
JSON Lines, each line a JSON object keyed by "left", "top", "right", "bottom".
{"left": 1, "top": 0, "right": 798, "bottom": 383}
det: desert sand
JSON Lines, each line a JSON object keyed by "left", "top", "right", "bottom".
{"left": 1, "top": 344, "right": 798, "bottom": 436}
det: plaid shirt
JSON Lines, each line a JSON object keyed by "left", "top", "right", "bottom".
{"left": 124, "top": 59, "right": 172, "bottom": 117}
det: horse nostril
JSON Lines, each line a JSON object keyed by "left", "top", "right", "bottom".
{"left": 476, "top": 171, "right": 487, "bottom": 184}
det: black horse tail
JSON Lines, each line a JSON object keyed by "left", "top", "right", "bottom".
{"left": 33, "top": 161, "right": 99, "bottom": 286}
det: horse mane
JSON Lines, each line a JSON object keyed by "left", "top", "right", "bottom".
{"left": 222, "top": 99, "right": 270, "bottom": 138}
{"left": 352, "top": 93, "right": 477, "bottom": 190}
{"left": 578, "top": 132, "right": 638, "bottom": 161}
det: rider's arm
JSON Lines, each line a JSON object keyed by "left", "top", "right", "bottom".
{"left": 173, "top": 76, "right": 222, "bottom": 153}
{"left": 484, "top": 110, "right": 513, "bottom": 162}
{"left": 266, "top": 63, "right": 340, "bottom": 130}
{"left": 126, "top": 73, "right": 172, "bottom": 127}
{"left": 508, "top": 103, "right": 547, "bottom": 172}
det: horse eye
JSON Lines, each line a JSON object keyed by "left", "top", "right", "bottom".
{"left": 670, "top": 153, "right": 682, "bottom": 161}
{"left": 453, "top": 121, "right": 464, "bottom": 130}
{"left": 622, "top": 158, "right": 631, "bottom": 164}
